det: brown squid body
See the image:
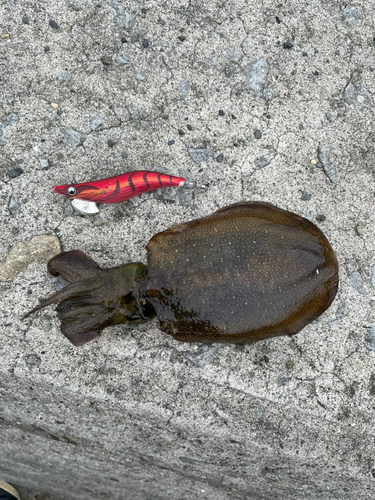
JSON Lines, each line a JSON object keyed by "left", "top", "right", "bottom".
{"left": 24, "top": 202, "right": 339, "bottom": 346}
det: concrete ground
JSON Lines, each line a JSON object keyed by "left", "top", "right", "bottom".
{"left": 1, "top": 0, "right": 375, "bottom": 499}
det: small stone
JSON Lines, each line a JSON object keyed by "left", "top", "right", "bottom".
{"left": 44, "top": 46, "right": 50, "bottom": 53}
{"left": 101, "top": 56, "right": 112, "bottom": 65}
{"left": 301, "top": 191, "right": 311, "bottom": 201}
{"left": 57, "top": 72, "right": 68, "bottom": 83}
{"left": 8, "top": 196, "right": 21, "bottom": 216}
{"left": 107, "top": 139, "right": 117, "bottom": 148}
{"left": 142, "top": 39, "right": 149, "bottom": 48}
{"left": 263, "top": 87, "right": 275, "bottom": 100}
{"left": 131, "top": 35, "right": 138, "bottom": 43}
{"left": 340, "top": 6, "right": 363, "bottom": 26}
{"left": 283, "top": 41, "right": 294, "bottom": 49}
{"left": 325, "top": 112, "right": 333, "bottom": 122}
{"left": 254, "top": 156, "right": 270, "bottom": 169}
{"left": 17, "top": 159, "right": 24, "bottom": 164}
{"left": 285, "top": 360, "right": 294, "bottom": 370}
{"left": 254, "top": 130, "right": 262, "bottom": 139}
{"left": 310, "top": 159, "right": 317, "bottom": 164}
{"left": 224, "top": 66, "right": 232, "bottom": 77}
{"left": 69, "top": 4, "right": 81, "bottom": 11}
{"left": 93, "top": 217, "right": 104, "bottom": 227}
{"left": 22, "top": 16, "right": 29, "bottom": 24}
{"left": 178, "top": 129, "right": 185, "bottom": 136}
{"left": 231, "top": 114, "right": 237, "bottom": 119}
{"left": 216, "top": 154, "right": 223, "bottom": 163}
{"left": 121, "top": 151, "right": 128, "bottom": 158}
{"left": 1, "top": 34, "right": 10, "bottom": 39}
{"left": 135, "top": 73, "right": 145, "bottom": 80}
{"left": 114, "top": 52, "right": 130, "bottom": 65}
{"left": 187, "top": 124, "right": 193, "bottom": 131}
{"left": 11, "top": 227, "right": 19, "bottom": 235}
{"left": 342, "top": 83, "right": 374, "bottom": 108}
{"left": 244, "top": 57, "right": 269, "bottom": 96}
{"left": 90, "top": 115, "right": 103, "bottom": 131}
{"left": 168, "top": 140, "right": 175, "bottom": 146}
{"left": 49, "top": 20, "right": 58, "bottom": 29}
{"left": 7, "top": 168, "right": 23, "bottom": 178}
{"left": 141, "top": 7, "right": 147, "bottom": 14}
{"left": 316, "top": 214, "right": 326, "bottom": 222}
{"left": 158, "top": 18, "right": 166, "bottom": 26}
{"left": 187, "top": 148, "right": 214, "bottom": 165}
{"left": 108, "top": 4, "right": 134, "bottom": 30}
{"left": 127, "top": 108, "right": 137, "bottom": 116}
{"left": 178, "top": 80, "right": 190, "bottom": 97}
{"left": 336, "top": 304, "right": 349, "bottom": 320}
{"left": 218, "top": 110, "right": 224, "bottom": 116}
{"left": 355, "top": 226, "right": 364, "bottom": 236}
{"left": 39, "top": 159, "right": 49, "bottom": 169}
{"left": 60, "top": 127, "right": 83, "bottom": 149}
{"left": 178, "top": 35, "right": 186, "bottom": 42}
{"left": 366, "top": 327, "right": 375, "bottom": 351}
{"left": 302, "top": 51, "right": 308, "bottom": 57}
{"left": 51, "top": 103, "right": 58, "bottom": 109}
{"left": 348, "top": 272, "right": 366, "bottom": 295}
{"left": 121, "top": 37, "right": 127, "bottom": 43}
{"left": 224, "top": 48, "right": 242, "bottom": 63}
{"left": 317, "top": 146, "right": 338, "bottom": 183}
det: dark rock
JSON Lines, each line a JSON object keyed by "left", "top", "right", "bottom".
{"left": 142, "top": 39, "right": 149, "bottom": 48}
{"left": 69, "top": 4, "right": 82, "bottom": 11}
{"left": 22, "top": 16, "right": 29, "bottom": 24}
{"left": 218, "top": 110, "right": 224, "bottom": 116}
{"left": 49, "top": 20, "right": 58, "bottom": 29}
{"left": 121, "top": 37, "right": 127, "bottom": 43}
{"left": 302, "top": 51, "right": 308, "bottom": 56}
{"left": 44, "top": 46, "right": 50, "bottom": 53}
{"left": 107, "top": 139, "right": 117, "bottom": 148}
{"left": 7, "top": 168, "right": 23, "bottom": 178}
{"left": 283, "top": 42, "right": 294, "bottom": 49}
{"left": 168, "top": 140, "right": 175, "bottom": 146}
{"left": 216, "top": 154, "right": 223, "bottom": 163}
{"left": 178, "top": 35, "right": 186, "bottom": 42}
{"left": 178, "top": 129, "right": 185, "bottom": 136}
{"left": 254, "top": 130, "right": 262, "bottom": 139}
{"left": 101, "top": 56, "right": 112, "bottom": 65}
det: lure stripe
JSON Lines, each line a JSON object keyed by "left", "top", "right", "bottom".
{"left": 128, "top": 173, "right": 136, "bottom": 193}
{"left": 143, "top": 172, "right": 150, "bottom": 189}
{"left": 52, "top": 170, "right": 186, "bottom": 204}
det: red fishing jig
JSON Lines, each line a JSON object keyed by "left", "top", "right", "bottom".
{"left": 52, "top": 171, "right": 187, "bottom": 204}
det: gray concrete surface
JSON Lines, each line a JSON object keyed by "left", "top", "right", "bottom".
{"left": 1, "top": 0, "right": 375, "bottom": 499}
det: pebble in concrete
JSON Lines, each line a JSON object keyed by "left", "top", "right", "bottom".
{"left": 187, "top": 148, "right": 214, "bottom": 164}
{"left": 8, "top": 196, "right": 22, "bottom": 216}
{"left": 254, "top": 156, "right": 270, "bottom": 169}
{"left": 60, "top": 127, "right": 83, "bottom": 149}
{"left": 340, "top": 6, "right": 363, "bottom": 26}
{"left": 57, "top": 72, "right": 68, "bottom": 83}
{"left": 108, "top": 2, "right": 134, "bottom": 30}
{"left": 0, "top": 235, "right": 61, "bottom": 282}
{"left": 0, "top": 113, "right": 19, "bottom": 146}
{"left": 178, "top": 80, "right": 190, "bottom": 97}
{"left": 224, "top": 48, "right": 242, "bottom": 63}
{"left": 90, "top": 115, "right": 103, "bottom": 131}
{"left": 114, "top": 52, "right": 130, "bottom": 65}
{"left": 348, "top": 272, "right": 366, "bottom": 294}
{"left": 243, "top": 57, "right": 269, "bottom": 96}
{"left": 317, "top": 146, "right": 338, "bottom": 183}
{"left": 343, "top": 83, "right": 374, "bottom": 108}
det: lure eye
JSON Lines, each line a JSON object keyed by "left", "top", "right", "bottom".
{"left": 67, "top": 186, "right": 76, "bottom": 196}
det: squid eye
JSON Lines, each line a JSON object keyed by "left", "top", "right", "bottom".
{"left": 67, "top": 186, "right": 76, "bottom": 196}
